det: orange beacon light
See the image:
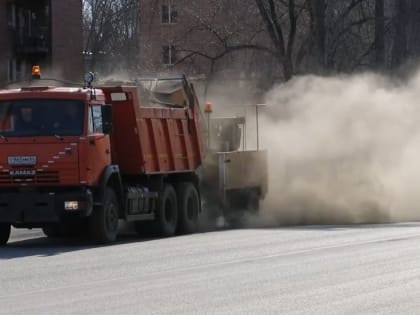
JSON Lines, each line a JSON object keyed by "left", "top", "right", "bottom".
{"left": 32, "top": 65, "right": 41, "bottom": 79}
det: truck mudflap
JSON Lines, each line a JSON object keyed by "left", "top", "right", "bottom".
{"left": 0, "top": 189, "right": 93, "bottom": 225}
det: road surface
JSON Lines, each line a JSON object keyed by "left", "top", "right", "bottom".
{"left": 1, "top": 223, "right": 420, "bottom": 314}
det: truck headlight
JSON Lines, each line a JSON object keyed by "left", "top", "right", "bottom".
{"left": 64, "top": 201, "right": 79, "bottom": 210}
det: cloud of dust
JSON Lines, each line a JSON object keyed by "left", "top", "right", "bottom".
{"left": 247, "top": 71, "right": 420, "bottom": 226}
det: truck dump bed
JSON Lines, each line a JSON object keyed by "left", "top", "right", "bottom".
{"left": 101, "top": 79, "right": 205, "bottom": 176}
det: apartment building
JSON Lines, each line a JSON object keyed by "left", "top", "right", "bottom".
{"left": 139, "top": 1, "right": 263, "bottom": 74}
{"left": 0, "top": 0, "right": 83, "bottom": 87}
{"left": 138, "top": 0, "right": 272, "bottom": 104}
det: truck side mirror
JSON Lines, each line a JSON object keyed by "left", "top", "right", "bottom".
{"left": 102, "top": 105, "right": 113, "bottom": 134}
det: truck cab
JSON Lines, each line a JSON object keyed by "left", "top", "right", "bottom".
{"left": 0, "top": 86, "right": 114, "bottom": 243}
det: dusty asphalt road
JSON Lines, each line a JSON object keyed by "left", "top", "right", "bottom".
{"left": 1, "top": 223, "right": 420, "bottom": 314}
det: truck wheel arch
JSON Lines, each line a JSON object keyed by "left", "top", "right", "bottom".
{"left": 97, "top": 165, "right": 124, "bottom": 217}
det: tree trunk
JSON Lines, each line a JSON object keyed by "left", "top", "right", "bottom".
{"left": 392, "top": 0, "right": 408, "bottom": 68}
{"left": 255, "top": 0, "right": 297, "bottom": 81}
{"left": 311, "top": 0, "right": 326, "bottom": 72}
{"left": 374, "top": 0, "right": 385, "bottom": 69}
{"left": 282, "top": 57, "right": 294, "bottom": 81}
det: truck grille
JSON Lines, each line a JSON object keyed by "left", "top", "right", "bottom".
{"left": 0, "top": 170, "right": 59, "bottom": 184}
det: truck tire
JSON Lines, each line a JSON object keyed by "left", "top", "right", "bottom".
{"left": 90, "top": 187, "right": 119, "bottom": 243}
{"left": 154, "top": 184, "right": 178, "bottom": 237}
{"left": 0, "top": 223, "right": 11, "bottom": 246}
{"left": 176, "top": 182, "right": 200, "bottom": 234}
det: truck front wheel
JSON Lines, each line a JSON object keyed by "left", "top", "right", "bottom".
{"left": 0, "top": 223, "right": 11, "bottom": 246}
{"left": 176, "top": 182, "right": 200, "bottom": 234}
{"left": 90, "top": 187, "right": 119, "bottom": 243}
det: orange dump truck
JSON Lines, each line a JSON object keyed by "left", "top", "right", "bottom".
{"left": 0, "top": 74, "right": 267, "bottom": 244}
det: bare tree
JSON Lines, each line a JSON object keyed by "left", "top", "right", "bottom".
{"left": 170, "top": 0, "right": 310, "bottom": 82}
{"left": 83, "top": 0, "right": 140, "bottom": 75}
{"left": 374, "top": 0, "right": 385, "bottom": 69}
{"left": 254, "top": 0, "right": 300, "bottom": 81}
{"left": 167, "top": 0, "right": 276, "bottom": 100}
{"left": 311, "top": 0, "right": 326, "bottom": 72}
{"left": 406, "top": 0, "right": 420, "bottom": 61}
{"left": 174, "top": 1, "right": 270, "bottom": 71}
{"left": 135, "top": 0, "right": 420, "bottom": 91}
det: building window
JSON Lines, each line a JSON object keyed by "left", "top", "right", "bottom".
{"left": 162, "top": 45, "right": 176, "bottom": 65}
{"left": 6, "top": 2, "right": 16, "bottom": 29}
{"left": 162, "top": 4, "right": 178, "bottom": 24}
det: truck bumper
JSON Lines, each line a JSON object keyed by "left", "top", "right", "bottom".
{"left": 0, "top": 189, "right": 93, "bottom": 225}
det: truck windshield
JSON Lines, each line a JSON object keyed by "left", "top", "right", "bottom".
{"left": 0, "top": 99, "right": 84, "bottom": 137}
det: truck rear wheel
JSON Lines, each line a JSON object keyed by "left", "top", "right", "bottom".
{"left": 176, "top": 182, "right": 200, "bottom": 234}
{"left": 90, "top": 187, "right": 119, "bottom": 243}
{"left": 0, "top": 223, "right": 11, "bottom": 246}
{"left": 154, "top": 184, "right": 178, "bottom": 237}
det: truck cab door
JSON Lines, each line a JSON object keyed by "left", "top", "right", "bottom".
{"left": 81, "top": 105, "right": 111, "bottom": 186}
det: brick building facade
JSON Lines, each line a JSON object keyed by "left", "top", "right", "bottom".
{"left": 0, "top": 0, "right": 83, "bottom": 87}
{"left": 139, "top": 0, "right": 206, "bottom": 76}
{"left": 139, "top": 0, "right": 266, "bottom": 76}
{"left": 138, "top": 0, "right": 270, "bottom": 103}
